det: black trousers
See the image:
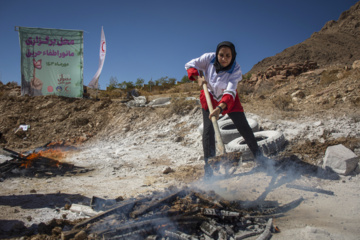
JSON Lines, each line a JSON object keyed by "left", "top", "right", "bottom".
{"left": 202, "top": 109, "right": 260, "bottom": 161}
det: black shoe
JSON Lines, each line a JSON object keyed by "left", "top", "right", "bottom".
{"left": 204, "top": 164, "right": 213, "bottom": 179}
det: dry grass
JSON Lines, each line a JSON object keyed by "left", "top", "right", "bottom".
{"left": 320, "top": 69, "right": 340, "bottom": 86}
{"left": 255, "top": 81, "right": 276, "bottom": 96}
{"left": 99, "top": 88, "right": 124, "bottom": 98}
{"left": 319, "top": 68, "right": 352, "bottom": 86}
{"left": 272, "top": 95, "right": 293, "bottom": 111}
{"left": 237, "top": 83, "right": 254, "bottom": 96}
{"left": 167, "top": 82, "right": 200, "bottom": 94}
{"left": 167, "top": 95, "right": 197, "bottom": 115}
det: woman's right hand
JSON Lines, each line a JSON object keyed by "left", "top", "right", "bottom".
{"left": 195, "top": 76, "right": 206, "bottom": 87}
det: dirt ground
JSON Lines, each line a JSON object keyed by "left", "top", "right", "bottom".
{"left": 0, "top": 66, "right": 360, "bottom": 239}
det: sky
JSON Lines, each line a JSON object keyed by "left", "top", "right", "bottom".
{"left": 0, "top": 0, "right": 358, "bottom": 90}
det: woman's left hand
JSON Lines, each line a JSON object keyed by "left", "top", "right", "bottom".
{"left": 209, "top": 107, "right": 221, "bottom": 120}
{"left": 209, "top": 103, "right": 226, "bottom": 120}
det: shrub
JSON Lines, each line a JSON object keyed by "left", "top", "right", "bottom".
{"left": 320, "top": 70, "right": 339, "bottom": 86}
{"left": 168, "top": 95, "right": 197, "bottom": 115}
{"left": 237, "top": 83, "right": 254, "bottom": 96}
{"left": 243, "top": 73, "right": 252, "bottom": 80}
{"left": 6, "top": 81, "right": 19, "bottom": 87}
{"left": 99, "top": 88, "right": 124, "bottom": 99}
{"left": 255, "top": 80, "right": 275, "bottom": 96}
{"left": 272, "top": 95, "right": 293, "bottom": 111}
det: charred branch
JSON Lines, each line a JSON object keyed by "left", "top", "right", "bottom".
{"left": 200, "top": 221, "right": 218, "bottom": 238}
{"left": 99, "top": 215, "right": 205, "bottom": 239}
{"left": 258, "top": 197, "right": 304, "bottom": 215}
{"left": 201, "top": 208, "right": 240, "bottom": 218}
{"left": 129, "top": 189, "right": 187, "bottom": 218}
{"left": 73, "top": 198, "right": 142, "bottom": 230}
{"left": 255, "top": 218, "right": 273, "bottom": 240}
{"left": 164, "top": 230, "right": 199, "bottom": 240}
{"left": 235, "top": 231, "right": 260, "bottom": 240}
{"left": 286, "top": 184, "right": 334, "bottom": 195}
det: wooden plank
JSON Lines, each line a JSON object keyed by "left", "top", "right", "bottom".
{"left": 129, "top": 189, "right": 187, "bottom": 218}
{"left": 256, "top": 218, "right": 273, "bottom": 240}
{"left": 73, "top": 198, "right": 141, "bottom": 230}
{"left": 70, "top": 203, "right": 102, "bottom": 217}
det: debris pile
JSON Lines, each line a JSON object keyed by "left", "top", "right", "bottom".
{"left": 61, "top": 187, "right": 304, "bottom": 240}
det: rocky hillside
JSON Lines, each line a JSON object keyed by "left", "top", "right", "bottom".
{"left": 248, "top": 1, "right": 360, "bottom": 74}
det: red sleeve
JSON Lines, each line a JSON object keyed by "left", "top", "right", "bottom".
{"left": 219, "top": 94, "right": 234, "bottom": 110}
{"left": 187, "top": 68, "right": 199, "bottom": 81}
{"left": 219, "top": 92, "right": 244, "bottom": 114}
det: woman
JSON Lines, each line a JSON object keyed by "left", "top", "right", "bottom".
{"left": 185, "top": 41, "right": 264, "bottom": 178}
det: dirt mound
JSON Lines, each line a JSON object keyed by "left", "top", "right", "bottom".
{"left": 0, "top": 85, "right": 173, "bottom": 152}
{"left": 249, "top": 1, "right": 360, "bottom": 74}
{"left": 0, "top": 87, "right": 110, "bottom": 151}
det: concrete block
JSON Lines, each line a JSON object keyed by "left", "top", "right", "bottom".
{"left": 322, "top": 144, "right": 359, "bottom": 175}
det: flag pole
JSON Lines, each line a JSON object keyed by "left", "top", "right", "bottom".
{"left": 88, "top": 26, "right": 106, "bottom": 97}
{"left": 96, "top": 77, "right": 99, "bottom": 100}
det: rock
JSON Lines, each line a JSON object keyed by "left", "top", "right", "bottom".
{"left": 336, "top": 72, "right": 344, "bottom": 79}
{"left": 354, "top": 162, "right": 360, "bottom": 174}
{"left": 74, "top": 230, "right": 87, "bottom": 240}
{"left": 322, "top": 144, "right": 359, "bottom": 175}
{"left": 352, "top": 60, "right": 360, "bottom": 69}
{"left": 162, "top": 166, "right": 174, "bottom": 174}
{"left": 52, "top": 226, "right": 62, "bottom": 235}
{"left": 313, "top": 121, "right": 322, "bottom": 127}
{"left": 122, "top": 125, "right": 130, "bottom": 132}
{"left": 291, "top": 90, "right": 306, "bottom": 99}
{"left": 147, "top": 97, "right": 171, "bottom": 107}
{"left": 173, "top": 136, "right": 183, "bottom": 142}
{"left": 126, "top": 96, "right": 147, "bottom": 107}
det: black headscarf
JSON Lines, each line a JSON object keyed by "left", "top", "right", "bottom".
{"left": 213, "top": 41, "right": 237, "bottom": 73}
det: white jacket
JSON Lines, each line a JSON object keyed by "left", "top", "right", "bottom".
{"left": 185, "top": 52, "right": 242, "bottom": 102}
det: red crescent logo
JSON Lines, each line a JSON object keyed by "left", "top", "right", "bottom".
{"left": 102, "top": 41, "right": 106, "bottom": 52}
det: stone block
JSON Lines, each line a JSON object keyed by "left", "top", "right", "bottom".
{"left": 352, "top": 60, "right": 360, "bottom": 69}
{"left": 322, "top": 144, "right": 359, "bottom": 175}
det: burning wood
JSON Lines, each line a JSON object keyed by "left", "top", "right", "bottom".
{"left": 0, "top": 144, "right": 88, "bottom": 179}
{"left": 61, "top": 187, "right": 304, "bottom": 239}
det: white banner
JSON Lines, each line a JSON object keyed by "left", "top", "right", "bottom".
{"left": 88, "top": 26, "right": 106, "bottom": 89}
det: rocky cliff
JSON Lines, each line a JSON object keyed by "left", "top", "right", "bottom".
{"left": 248, "top": 1, "right": 360, "bottom": 74}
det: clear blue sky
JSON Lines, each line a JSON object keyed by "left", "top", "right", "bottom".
{"left": 0, "top": 0, "right": 358, "bottom": 90}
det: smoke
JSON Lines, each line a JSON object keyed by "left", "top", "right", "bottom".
{"left": 192, "top": 155, "right": 317, "bottom": 204}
